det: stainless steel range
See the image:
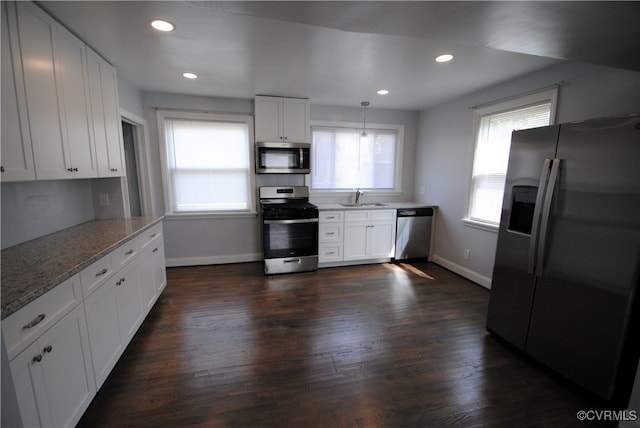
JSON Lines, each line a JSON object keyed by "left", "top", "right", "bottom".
{"left": 259, "top": 186, "right": 318, "bottom": 275}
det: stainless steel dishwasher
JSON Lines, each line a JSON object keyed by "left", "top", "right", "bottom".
{"left": 394, "top": 207, "right": 433, "bottom": 261}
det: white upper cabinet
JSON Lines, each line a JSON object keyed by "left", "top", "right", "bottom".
{"left": 1, "top": 2, "right": 35, "bottom": 182}
{"left": 87, "top": 49, "right": 125, "bottom": 177}
{"left": 2, "top": 1, "right": 126, "bottom": 183}
{"left": 254, "top": 96, "right": 310, "bottom": 143}
{"left": 14, "top": 1, "right": 97, "bottom": 180}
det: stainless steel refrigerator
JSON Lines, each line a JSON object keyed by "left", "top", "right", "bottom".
{"left": 486, "top": 113, "right": 640, "bottom": 406}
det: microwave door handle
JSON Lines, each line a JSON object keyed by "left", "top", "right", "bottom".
{"left": 299, "top": 148, "right": 304, "bottom": 168}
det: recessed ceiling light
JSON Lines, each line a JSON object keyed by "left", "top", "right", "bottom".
{"left": 377, "top": 89, "right": 390, "bottom": 95}
{"left": 150, "top": 19, "right": 175, "bottom": 32}
{"left": 435, "top": 53, "right": 454, "bottom": 63}
{"left": 182, "top": 72, "right": 198, "bottom": 79}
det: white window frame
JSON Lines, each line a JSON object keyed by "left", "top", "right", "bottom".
{"left": 307, "top": 120, "right": 404, "bottom": 198}
{"left": 463, "top": 88, "right": 558, "bottom": 232}
{"left": 156, "top": 109, "right": 256, "bottom": 218}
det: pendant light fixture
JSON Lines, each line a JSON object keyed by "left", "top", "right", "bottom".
{"left": 360, "top": 101, "right": 370, "bottom": 137}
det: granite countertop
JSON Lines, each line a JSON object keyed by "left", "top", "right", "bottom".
{"left": 315, "top": 202, "right": 438, "bottom": 211}
{"left": 1, "top": 217, "right": 163, "bottom": 320}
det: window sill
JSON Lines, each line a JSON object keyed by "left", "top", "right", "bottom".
{"left": 165, "top": 211, "right": 258, "bottom": 221}
{"left": 462, "top": 218, "right": 499, "bottom": 233}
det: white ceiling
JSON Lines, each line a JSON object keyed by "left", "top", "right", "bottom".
{"left": 39, "top": 1, "right": 640, "bottom": 111}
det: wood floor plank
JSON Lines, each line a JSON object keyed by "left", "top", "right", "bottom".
{"left": 77, "top": 262, "right": 616, "bottom": 427}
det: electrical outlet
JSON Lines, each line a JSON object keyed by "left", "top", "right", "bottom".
{"left": 99, "top": 193, "right": 109, "bottom": 206}
{"left": 464, "top": 249, "right": 470, "bottom": 260}
{"left": 419, "top": 186, "right": 426, "bottom": 195}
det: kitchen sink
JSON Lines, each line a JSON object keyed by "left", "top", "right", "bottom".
{"left": 339, "top": 202, "right": 387, "bottom": 207}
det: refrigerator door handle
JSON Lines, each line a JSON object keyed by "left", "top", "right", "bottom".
{"left": 528, "top": 158, "right": 552, "bottom": 274}
{"left": 535, "top": 158, "right": 561, "bottom": 277}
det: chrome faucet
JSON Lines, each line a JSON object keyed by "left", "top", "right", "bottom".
{"left": 354, "top": 188, "right": 363, "bottom": 204}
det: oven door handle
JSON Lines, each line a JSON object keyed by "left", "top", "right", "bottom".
{"left": 263, "top": 218, "right": 319, "bottom": 225}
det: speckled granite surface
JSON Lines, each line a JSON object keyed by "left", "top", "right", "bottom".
{"left": 1, "top": 217, "right": 163, "bottom": 320}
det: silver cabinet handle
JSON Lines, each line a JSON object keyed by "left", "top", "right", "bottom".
{"left": 43, "top": 345, "right": 52, "bottom": 354}
{"left": 95, "top": 268, "right": 108, "bottom": 277}
{"left": 32, "top": 354, "right": 42, "bottom": 363}
{"left": 536, "top": 158, "right": 561, "bottom": 277}
{"left": 125, "top": 249, "right": 134, "bottom": 255}
{"left": 23, "top": 314, "right": 46, "bottom": 329}
{"left": 528, "top": 159, "right": 552, "bottom": 274}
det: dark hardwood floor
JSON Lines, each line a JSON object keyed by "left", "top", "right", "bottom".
{"left": 77, "top": 262, "right": 614, "bottom": 427}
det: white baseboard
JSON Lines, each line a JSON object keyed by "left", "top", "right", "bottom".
{"left": 430, "top": 254, "right": 492, "bottom": 289}
{"left": 166, "top": 252, "right": 262, "bottom": 267}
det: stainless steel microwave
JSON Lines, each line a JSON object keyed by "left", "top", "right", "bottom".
{"left": 256, "top": 142, "right": 310, "bottom": 174}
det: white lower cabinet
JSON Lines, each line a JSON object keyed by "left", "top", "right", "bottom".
{"left": 9, "top": 303, "right": 95, "bottom": 428}
{"left": 139, "top": 223, "right": 167, "bottom": 311}
{"left": 320, "top": 209, "right": 397, "bottom": 266}
{"left": 5, "top": 222, "right": 167, "bottom": 427}
{"left": 318, "top": 211, "right": 344, "bottom": 264}
{"left": 85, "top": 258, "right": 144, "bottom": 388}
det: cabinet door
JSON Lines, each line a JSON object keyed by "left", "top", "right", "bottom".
{"left": 282, "top": 98, "right": 310, "bottom": 142}
{"left": 10, "top": 305, "right": 95, "bottom": 428}
{"left": 37, "top": 304, "right": 95, "bottom": 428}
{"left": 87, "top": 49, "right": 124, "bottom": 177}
{"left": 16, "top": 2, "right": 68, "bottom": 180}
{"left": 115, "top": 262, "right": 144, "bottom": 344}
{"left": 10, "top": 342, "right": 44, "bottom": 427}
{"left": 343, "top": 222, "right": 369, "bottom": 260}
{"left": 254, "top": 96, "right": 283, "bottom": 142}
{"left": 84, "top": 278, "right": 123, "bottom": 389}
{"left": 139, "top": 246, "right": 157, "bottom": 313}
{"left": 368, "top": 221, "right": 396, "bottom": 258}
{"left": 151, "top": 240, "right": 167, "bottom": 294}
{"left": 53, "top": 24, "right": 96, "bottom": 178}
{"left": 1, "top": 2, "right": 35, "bottom": 182}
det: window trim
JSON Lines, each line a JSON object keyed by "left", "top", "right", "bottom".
{"left": 156, "top": 109, "right": 256, "bottom": 218}
{"left": 463, "top": 87, "right": 558, "bottom": 230}
{"left": 307, "top": 120, "right": 404, "bottom": 197}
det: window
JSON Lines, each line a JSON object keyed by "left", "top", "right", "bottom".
{"left": 157, "top": 110, "right": 254, "bottom": 215}
{"left": 467, "top": 88, "right": 557, "bottom": 228}
{"left": 310, "top": 121, "right": 403, "bottom": 192}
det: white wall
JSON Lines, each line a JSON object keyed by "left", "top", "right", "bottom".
{"left": 141, "top": 93, "right": 419, "bottom": 266}
{"left": 1, "top": 180, "right": 95, "bottom": 249}
{"left": 117, "top": 74, "right": 144, "bottom": 119}
{"left": 415, "top": 61, "right": 640, "bottom": 287}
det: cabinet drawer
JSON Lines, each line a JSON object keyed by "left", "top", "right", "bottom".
{"left": 319, "top": 223, "right": 343, "bottom": 243}
{"left": 2, "top": 274, "right": 82, "bottom": 360}
{"left": 139, "top": 223, "right": 163, "bottom": 250}
{"left": 111, "top": 236, "right": 140, "bottom": 269}
{"left": 80, "top": 253, "right": 114, "bottom": 298}
{"left": 319, "top": 211, "right": 343, "bottom": 223}
{"left": 319, "top": 244, "right": 343, "bottom": 263}
{"left": 344, "top": 210, "right": 372, "bottom": 222}
{"left": 371, "top": 209, "right": 396, "bottom": 221}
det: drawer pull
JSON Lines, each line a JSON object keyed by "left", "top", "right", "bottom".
{"left": 150, "top": 233, "right": 157, "bottom": 238}
{"left": 327, "top": 232, "right": 335, "bottom": 235}
{"left": 23, "top": 314, "right": 46, "bottom": 329}
{"left": 125, "top": 249, "right": 134, "bottom": 255}
{"left": 95, "top": 268, "right": 109, "bottom": 277}
{"left": 326, "top": 216, "right": 336, "bottom": 219}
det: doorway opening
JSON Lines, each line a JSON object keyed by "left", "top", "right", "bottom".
{"left": 122, "top": 120, "right": 142, "bottom": 217}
